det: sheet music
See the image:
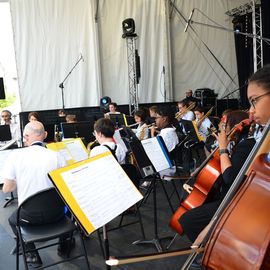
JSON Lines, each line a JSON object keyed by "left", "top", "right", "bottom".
{"left": 65, "top": 140, "right": 88, "bottom": 161}
{"left": 46, "top": 138, "right": 88, "bottom": 164}
{"left": 50, "top": 152, "right": 143, "bottom": 233}
{"left": 141, "top": 137, "right": 171, "bottom": 172}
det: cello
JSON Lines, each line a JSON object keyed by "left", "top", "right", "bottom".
{"left": 201, "top": 123, "right": 270, "bottom": 269}
{"left": 169, "top": 119, "right": 252, "bottom": 234}
{"left": 105, "top": 122, "right": 269, "bottom": 269}
{"left": 181, "top": 120, "right": 270, "bottom": 270}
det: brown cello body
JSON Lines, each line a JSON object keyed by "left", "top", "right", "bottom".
{"left": 169, "top": 150, "right": 221, "bottom": 234}
{"left": 169, "top": 119, "right": 253, "bottom": 235}
{"left": 203, "top": 153, "right": 270, "bottom": 270}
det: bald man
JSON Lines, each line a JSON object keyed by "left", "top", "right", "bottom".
{"left": 2, "top": 121, "right": 66, "bottom": 267}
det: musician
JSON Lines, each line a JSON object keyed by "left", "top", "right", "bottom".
{"left": 145, "top": 105, "right": 158, "bottom": 124}
{"left": 104, "top": 102, "right": 121, "bottom": 117}
{"left": 178, "top": 110, "right": 256, "bottom": 243}
{"left": 90, "top": 118, "right": 126, "bottom": 164}
{"left": 28, "top": 111, "right": 40, "bottom": 122}
{"left": 185, "top": 89, "right": 199, "bottom": 104}
{"left": 133, "top": 109, "right": 149, "bottom": 140}
{"left": 2, "top": 121, "right": 67, "bottom": 267}
{"left": 65, "top": 114, "right": 77, "bottom": 123}
{"left": 177, "top": 99, "right": 195, "bottom": 121}
{"left": 194, "top": 106, "right": 211, "bottom": 141}
{"left": 248, "top": 64, "right": 270, "bottom": 129}
{"left": 1, "top": 109, "right": 21, "bottom": 145}
{"left": 150, "top": 107, "right": 179, "bottom": 153}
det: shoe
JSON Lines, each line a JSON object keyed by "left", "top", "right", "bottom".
{"left": 57, "top": 237, "right": 76, "bottom": 258}
{"left": 26, "top": 252, "right": 42, "bottom": 268}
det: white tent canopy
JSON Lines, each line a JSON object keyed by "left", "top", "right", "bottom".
{"left": 9, "top": 0, "right": 250, "bottom": 111}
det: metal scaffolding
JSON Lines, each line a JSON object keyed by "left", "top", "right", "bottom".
{"left": 125, "top": 36, "right": 139, "bottom": 115}
{"left": 252, "top": 1, "right": 263, "bottom": 71}
{"left": 226, "top": 0, "right": 263, "bottom": 72}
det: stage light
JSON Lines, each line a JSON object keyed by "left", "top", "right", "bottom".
{"left": 100, "top": 96, "right": 111, "bottom": 112}
{"left": 122, "top": 18, "right": 137, "bottom": 38}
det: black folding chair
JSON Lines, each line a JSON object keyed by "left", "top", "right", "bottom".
{"left": 15, "top": 188, "right": 90, "bottom": 270}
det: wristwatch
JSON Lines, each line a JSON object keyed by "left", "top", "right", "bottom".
{"left": 219, "top": 148, "right": 229, "bottom": 156}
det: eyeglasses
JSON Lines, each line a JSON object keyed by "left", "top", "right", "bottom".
{"left": 248, "top": 92, "right": 270, "bottom": 108}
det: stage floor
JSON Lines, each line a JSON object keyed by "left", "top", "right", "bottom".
{"left": 0, "top": 179, "right": 197, "bottom": 270}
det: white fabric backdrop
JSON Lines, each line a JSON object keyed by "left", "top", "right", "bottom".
{"left": 10, "top": 0, "right": 101, "bottom": 111}
{"left": 10, "top": 0, "right": 251, "bottom": 111}
{"left": 170, "top": 0, "right": 244, "bottom": 100}
{"left": 97, "top": 0, "right": 169, "bottom": 104}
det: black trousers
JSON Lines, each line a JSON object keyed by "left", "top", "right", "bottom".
{"left": 179, "top": 200, "right": 221, "bottom": 242}
{"left": 9, "top": 207, "right": 65, "bottom": 235}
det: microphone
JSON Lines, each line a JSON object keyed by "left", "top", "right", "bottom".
{"left": 80, "top": 53, "right": 84, "bottom": 62}
{"left": 184, "top": 9, "right": 194, "bottom": 33}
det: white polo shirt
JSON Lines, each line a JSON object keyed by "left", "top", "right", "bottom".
{"left": 3, "top": 145, "right": 66, "bottom": 205}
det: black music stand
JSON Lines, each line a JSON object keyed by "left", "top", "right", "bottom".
{"left": 0, "top": 130, "right": 17, "bottom": 208}
{"left": 123, "top": 132, "right": 175, "bottom": 252}
{"left": 0, "top": 125, "right": 12, "bottom": 141}
{"left": 60, "top": 120, "right": 95, "bottom": 146}
{"left": 109, "top": 114, "right": 126, "bottom": 128}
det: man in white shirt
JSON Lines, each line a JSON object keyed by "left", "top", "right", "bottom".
{"left": 2, "top": 121, "right": 66, "bottom": 267}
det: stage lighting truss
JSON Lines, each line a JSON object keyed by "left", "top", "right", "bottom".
{"left": 122, "top": 18, "right": 139, "bottom": 115}
{"left": 226, "top": 0, "right": 263, "bottom": 71}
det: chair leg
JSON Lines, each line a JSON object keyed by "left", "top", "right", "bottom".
{"left": 166, "top": 233, "right": 178, "bottom": 250}
{"left": 16, "top": 234, "right": 20, "bottom": 270}
{"left": 97, "top": 229, "right": 105, "bottom": 259}
{"left": 17, "top": 230, "right": 29, "bottom": 270}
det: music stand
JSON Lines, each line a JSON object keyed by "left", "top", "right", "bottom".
{"left": 0, "top": 125, "right": 12, "bottom": 141}
{"left": 124, "top": 134, "right": 175, "bottom": 252}
{"left": 43, "top": 124, "right": 55, "bottom": 143}
{"left": 60, "top": 121, "right": 95, "bottom": 146}
{"left": 109, "top": 114, "right": 126, "bottom": 128}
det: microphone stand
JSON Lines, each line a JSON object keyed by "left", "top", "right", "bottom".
{"left": 59, "top": 54, "right": 83, "bottom": 109}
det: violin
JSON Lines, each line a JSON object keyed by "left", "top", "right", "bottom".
{"left": 169, "top": 118, "right": 253, "bottom": 235}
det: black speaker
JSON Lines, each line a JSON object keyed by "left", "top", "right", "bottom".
{"left": 216, "top": 99, "right": 239, "bottom": 117}
{"left": 0, "top": 78, "right": 5, "bottom": 99}
{"left": 195, "top": 88, "right": 217, "bottom": 107}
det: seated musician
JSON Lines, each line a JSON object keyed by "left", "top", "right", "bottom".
{"left": 177, "top": 64, "right": 270, "bottom": 268}
{"left": 2, "top": 121, "right": 68, "bottom": 267}
{"left": 1, "top": 109, "right": 21, "bottom": 147}
{"left": 28, "top": 111, "right": 41, "bottom": 122}
{"left": 194, "top": 106, "right": 211, "bottom": 141}
{"left": 178, "top": 110, "right": 256, "bottom": 244}
{"left": 177, "top": 99, "right": 195, "bottom": 121}
{"left": 104, "top": 102, "right": 121, "bottom": 117}
{"left": 133, "top": 109, "right": 149, "bottom": 140}
{"left": 150, "top": 106, "right": 179, "bottom": 153}
{"left": 90, "top": 118, "right": 126, "bottom": 164}
{"left": 65, "top": 114, "right": 77, "bottom": 123}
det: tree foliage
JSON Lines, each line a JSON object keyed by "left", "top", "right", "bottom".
{"left": 0, "top": 93, "right": 16, "bottom": 110}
